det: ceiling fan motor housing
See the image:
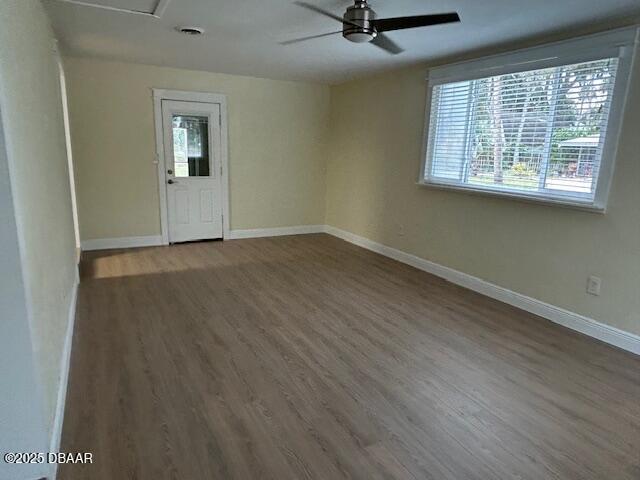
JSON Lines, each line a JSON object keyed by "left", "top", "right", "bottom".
{"left": 343, "top": 0, "right": 377, "bottom": 43}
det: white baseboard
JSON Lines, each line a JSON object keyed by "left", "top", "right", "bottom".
{"left": 324, "top": 225, "right": 640, "bottom": 355}
{"left": 81, "top": 235, "right": 164, "bottom": 251}
{"left": 82, "top": 228, "right": 326, "bottom": 249}
{"left": 48, "top": 267, "right": 79, "bottom": 479}
{"left": 226, "top": 225, "right": 325, "bottom": 240}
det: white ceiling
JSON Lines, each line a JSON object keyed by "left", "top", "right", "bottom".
{"left": 43, "top": 0, "right": 640, "bottom": 84}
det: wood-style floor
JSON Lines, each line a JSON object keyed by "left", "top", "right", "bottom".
{"left": 59, "top": 234, "right": 640, "bottom": 480}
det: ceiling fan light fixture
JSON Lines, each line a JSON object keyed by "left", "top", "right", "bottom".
{"left": 343, "top": 30, "right": 377, "bottom": 43}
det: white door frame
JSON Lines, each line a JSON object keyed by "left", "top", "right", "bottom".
{"left": 153, "top": 89, "right": 230, "bottom": 244}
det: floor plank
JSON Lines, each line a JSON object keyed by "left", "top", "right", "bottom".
{"left": 59, "top": 234, "right": 640, "bottom": 480}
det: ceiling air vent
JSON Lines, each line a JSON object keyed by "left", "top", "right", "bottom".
{"left": 176, "top": 26, "right": 204, "bottom": 36}
{"left": 53, "top": 0, "right": 171, "bottom": 18}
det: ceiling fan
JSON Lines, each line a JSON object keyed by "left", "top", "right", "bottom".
{"left": 282, "top": 0, "right": 460, "bottom": 54}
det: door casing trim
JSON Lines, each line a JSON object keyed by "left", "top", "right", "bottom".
{"left": 152, "top": 89, "right": 230, "bottom": 244}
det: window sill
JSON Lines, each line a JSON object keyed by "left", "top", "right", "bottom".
{"left": 416, "top": 180, "right": 606, "bottom": 213}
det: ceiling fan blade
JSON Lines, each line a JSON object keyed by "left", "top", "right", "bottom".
{"left": 372, "top": 13, "right": 460, "bottom": 32}
{"left": 292, "top": 1, "right": 360, "bottom": 28}
{"left": 370, "top": 33, "right": 404, "bottom": 55}
{"left": 280, "top": 30, "right": 343, "bottom": 45}
{"left": 293, "top": 1, "right": 346, "bottom": 24}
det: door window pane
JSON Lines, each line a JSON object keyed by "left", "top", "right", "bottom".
{"left": 172, "top": 115, "right": 210, "bottom": 177}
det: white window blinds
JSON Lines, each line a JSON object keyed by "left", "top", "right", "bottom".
{"left": 422, "top": 28, "right": 638, "bottom": 209}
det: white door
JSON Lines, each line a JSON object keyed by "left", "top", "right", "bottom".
{"left": 162, "top": 100, "right": 223, "bottom": 243}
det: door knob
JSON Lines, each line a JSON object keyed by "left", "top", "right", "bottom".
{"left": 167, "top": 179, "right": 176, "bottom": 184}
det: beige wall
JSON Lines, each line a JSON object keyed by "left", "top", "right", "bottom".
{"left": 325, "top": 57, "right": 640, "bottom": 336}
{"left": 64, "top": 58, "right": 330, "bottom": 240}
{"left": 0, "top": 0, "right": 78, "bottom": 439}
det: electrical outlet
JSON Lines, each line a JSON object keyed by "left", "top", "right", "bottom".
{"left": 587, "top": 276, "right": 602, "bottom": 296}
{"left": 398, "top": 224, "right": 405, "bottom": 236}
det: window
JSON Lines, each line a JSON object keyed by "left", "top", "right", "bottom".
{"left": 421, "top": 28, "right": 637, "bottom": 210}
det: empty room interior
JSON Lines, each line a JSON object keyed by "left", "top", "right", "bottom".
{"left": 2, "top": 0, "right": 640, "bottom": 479}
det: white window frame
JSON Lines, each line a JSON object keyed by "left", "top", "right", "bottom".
{"left": 419, "top": 27, "right": 639, "bottom": 212}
